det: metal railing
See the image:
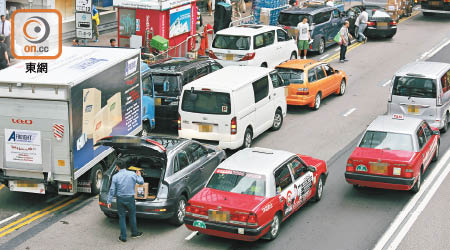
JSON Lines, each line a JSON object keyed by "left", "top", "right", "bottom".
{"left": 229, "top": 15, "right": 257, "bottom": 27}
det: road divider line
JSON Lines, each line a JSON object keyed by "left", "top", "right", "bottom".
{"left": 373, "top": 148, "right": 450, "bottom": 250}
{"left": 342, "top": 108, "right": 356, "bottom": 117}
{"left": 0, "top": 197, "right": 70, "bottom": 234}
{"left": 426, "top": 39, "right": 450, "bottom": 59}
{"left": 0, "top": 213, "right": 21, "bottom": 226}
{"left": 398, "top": 11, "right": 419, "bottom": 24}
{"left": 0, "top": 184, "right": 4, "bottom": 191}
{"left": 320, "top": 54, "right": 329, "bottom": 60}
{"left": 185, "top": 231, "right": 198, "bottom": 240}
{"left": 324, "top": 42, "right": 363, "bottom": 63}
{"left": 0, "top": 197, "right": 80, "bottom": 238}
{"left": 382, "top": 80, "right": 392, "bottom": 87}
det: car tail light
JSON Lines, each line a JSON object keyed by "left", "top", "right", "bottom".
{"left": 296, "top": 88, "right": 309, "bottom": 95}
{"left": 284, "top": 26, "right": 291, "bottom": 30}
{"left": 231, "top": 117, "right": 237, "bottom": 135}
{"left": 309, "top": 44, "right": 313, "bottom": 49}
{"left": 186, "top": 204, "right": 208, "bottom": 218}
{"left": 389, "top": 21, "right": 397, "bottom": 26}
{"left": 178, "top": 115, "right": 181, "bottom": 130}
{"left": 230, "top": 212, "right": 249, "bottom": 225}
{"left": 99, "top": 201, "right": 107, "bottom": 207}
{"left": 247, "top": 213, "right": 258, "bottom": 227}
{"left": 346, "top": 159, "right": 354, "bottom": 172}
{"left": 404, "top": 168, "right": 414, "bottom": 178}
{"left": 239, "top": 52, "right": 256, "bottom": 61}
{"left": 209, "top": 50, "right": 218, "bottom": 59}
{"left": 367, "top": 21, "right": 375, "bottom": 27}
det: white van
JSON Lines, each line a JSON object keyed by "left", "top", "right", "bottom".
{"left": 178, "top": 66, "right": 287, "bottom": 150}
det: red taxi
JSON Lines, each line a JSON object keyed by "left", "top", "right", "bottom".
{"left": 184, "top": 147, "right": 328, "bottom": 241}
{"left": 345, "top": 115, "right": 440, "bottom": 193}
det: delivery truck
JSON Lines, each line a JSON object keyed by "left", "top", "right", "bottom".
{"left": 0, "top": 46, "right": 143, "bottom": 195}
{"left": 420, "top": 0, "right": 450, "bottom": 15}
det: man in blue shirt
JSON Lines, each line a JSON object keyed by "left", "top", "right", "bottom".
{"left": 107, "top": 159, "right": 144, "bottom": 242}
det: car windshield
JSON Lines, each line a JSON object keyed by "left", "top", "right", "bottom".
{"left": 359, "top": 131, "right": 413, "bottom": 151}
{"left": 277, "top": 68, "right": 304, "bottom": 84}
{"left": 207, "top": 169, "right": 266, "bottom": 196}
{"left": 152, "top": 74, "right": 180, "bottom": 96}
{"left": 181, "top": 90, "right": 231, "bottom": 115}
{"left": 212, "top": 35, "right": 251, "bottom": 50}
{"left": 392, "top": 76, "right": 436, "bottom": 98}
{"left": 278, "top": 13, "right": 312, "bottom": 26}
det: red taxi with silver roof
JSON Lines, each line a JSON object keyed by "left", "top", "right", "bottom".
{"left": 345, "top": 114, "right": 440, "bottom": 192}
{"left": 184, "top": 147, "right": 328, "bottom": 241}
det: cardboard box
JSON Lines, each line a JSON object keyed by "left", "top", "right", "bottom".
{"left": 107, "top": 92, "right": 122, "bottom": 129}
{"left": 82, "top": 88, "right": 102, "bottom": 139}
{"left": 135, "top": 183, "right": 149, "bottom": 200}
{"left": 93, "top": 106, "right": 112, "bottom": 149}
{"left": 260, "top": 8, "right": 270, "bottom": 25}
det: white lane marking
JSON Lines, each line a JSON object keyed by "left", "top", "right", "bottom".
{"left": 373, "top": 148, "right": 450, "bottom": 250}
{"left": 185, "top": 231, "right": 198, "bottom": 240}
{"left": 382, "top": 80, "right": 392, "bottom": 87}
{"left": 335, "top": 48, "right": 340, "bottom": 51}
{"left": 342, "top": 108, "right": 356, "bottom": 117}
{"left": 427, "top": 39, "right": 450, "bottom": 59}
{"left": 320, "top": 54, "right": 329, "bottom": 60}
{"left": 0, "top": 213, "right": 21, "bottom": 226}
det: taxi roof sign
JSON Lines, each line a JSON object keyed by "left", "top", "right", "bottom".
{"left": 392, "top": 114, "right": 404, "bottom": 120}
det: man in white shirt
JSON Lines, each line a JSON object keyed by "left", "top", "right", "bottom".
{"left": 0, "top": 15, "right": 12, "bottom": 59}
{"left": 357, "top": 7, "right": 368, "bottom": 43}
{"left": 296, "top": 17, "right": 310, "bottom": 59}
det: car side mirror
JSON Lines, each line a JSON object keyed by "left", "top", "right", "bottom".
{"left": 433, "top": 130, "right": 440, "bottom": 135}
{"left": 307, "top": 166, "right": 316, "bottom": 172}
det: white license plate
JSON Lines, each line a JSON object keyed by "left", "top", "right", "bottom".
{"left": 9, "top": 180, "right": 45, "bottom": 194}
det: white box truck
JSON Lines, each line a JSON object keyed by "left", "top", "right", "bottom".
{"left": 0, "top": 46, "right": 143, "bottom": 195}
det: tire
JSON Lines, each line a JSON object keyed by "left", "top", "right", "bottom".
{"left": 313, "top": 175, "right": 324, "bottom": 202}
{"left": 338, "top": 79, "right": 346, "bottom": 96}
{"left": 411, "top": 169, "right": 422, "bottom": 193}
{"left": 290, "top": 51, "right": 297, "bottom": 60}
{"left": 265, "top": 213, "right": 281, "bottom": 240}
{"left": 270, "top": 109, "right": 283, "bottom": 131}
{"left": 432, "top": 142, "right": 440, "bottom": 162}
{"left": 312, "top": 93, "right": 322, "bottom": 110}
{"left": 318, "top": 38, "right": 325, "bottom": 55}
{"left": 261, "top": 62, "right": 268, "bottom": 68}
{"left": 440, "top": 113, "right": 448, "bottom": 133}
{"left": 90, "top": 164, "right": 103, "bottom": 195}
{"left": 143, "top": 120, "right": 152, "bottom": 135}
{"left": 169, "top": 196, "right": 187, "bottom": 226}
{"left": 242, "top": 128, "right": 253, "bottom": 149}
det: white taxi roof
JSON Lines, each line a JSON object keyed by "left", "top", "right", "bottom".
{"left": 183, "top": 66, "right": 273, "bottom": 92}
{"left": 367, "top": 115, "right": 422, "bottom": 135}
{"left": 217, "top": 147, "right": 295, "bottom": 176}
{"left": 216, "top": 25, "right": 279, "bottom": 37}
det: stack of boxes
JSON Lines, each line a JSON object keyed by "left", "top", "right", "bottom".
{"left": 254, "top": 0, "right": 289, "bottom": 25}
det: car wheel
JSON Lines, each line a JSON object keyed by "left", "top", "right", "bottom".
{"left": 261, "top": 62, "right": 268, "bottom": 68}
{"left": 441, "top": 113, "right": 448, "bottom": 133}
{"left": 290, "top": 51, "right": 297, "bottom": 60}
{"left": 169, "top": 196, "right": 187, "bottom": 226}
{"left": 265, "top": 213, "right": 281, "bottom": 240}
{"left": 312, "top": 93, "right": 322, "bottom": 110}
{"left": 90, "top": 164, "right": 103, "bottom": 195}
{"left": 339, "top": 79, "right": 346, "bottom": 96}
{"left": 242, "top": 128, "right": 253, "bottom": 149}
{"left": 271, "top": 109, "right": 283, "bottom": 131}
{"left": 411, "top": 170, "right": 421, "bottom": 193}
{"left": 432, "top": 143, "right": 439, "bottom": 162}
{"left": 313, "top": 175, "right": 324, "bottom": 202}
{"left": 143, "top": 120, "right": 152, "bottom": 134}
{"left": 353, "top": 184, "right": 361, "bottom": 189}
{"left": 318, "top": 38, "right": 325, "bottom": 55}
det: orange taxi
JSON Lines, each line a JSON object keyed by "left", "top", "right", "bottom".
{"left": 276, "top": 59, "right": 347, "bottom": 110}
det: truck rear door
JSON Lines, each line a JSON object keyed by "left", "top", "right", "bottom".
{"left": 0, "top": 98, "right": 71, "bottom": 190}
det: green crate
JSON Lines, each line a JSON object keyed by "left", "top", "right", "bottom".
{"left": 150, "top": 35, "right": 169, "bottom": 51}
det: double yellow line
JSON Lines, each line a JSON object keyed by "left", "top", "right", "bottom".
{"left": 0, "top": 196, "right": 80, "bottom": 238}
{"left": 0, "top": 184, "right": 4, "bottom": 191}
{"left": 322, "top": 11, "right": 420, "bottom": 64}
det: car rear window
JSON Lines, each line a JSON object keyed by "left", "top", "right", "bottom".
{"left": 181, "top": 90, "right": 231, "bottom": 115}
{"left": 212, "top": 35, "right": 251, "bottom": 50}
{"left": 278, "top": 13, "right": 312, "bottom": 26}
{"left": 207, "top": 169, "right": 266, "bottom": 196}
{"left": 359, "top": 131, "right": 413, "bottom": 151}
{"left": 152, "top": 74, "right": 180, "bottom": 96}
{"left": 392, "top": 76, "right": 436, "bottom": 98}
{"left": 277, "top": 68, "right": 304, "bottom": 84}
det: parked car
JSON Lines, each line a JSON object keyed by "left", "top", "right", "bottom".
{"left": 278, "top": 5, "right": 346, "bottom": 54}
{"left": 345, "top": 115, "right": 439, "bottom": 193}
{"left": 346, "top": 6, "right": 398, "bottom": 38}
{"left": 276, "top": 59, "right": 347, "bottom": 110}
{"left": 387, "top": 62, "right": 450, "bottom": 132}
{"left": 97, "top": 136, "right": 226, "bottom": 226}
{"left": 178, "top": 66, "right": 287, "bottom": 150}
{"left": 209, "top": 25, "right": 298, "bottom": 68}
{"left": 149, "top": 58, "right": 223, "bottom": 127}
{"left": 184, "top": 147, "right": 328, "bottom": 241}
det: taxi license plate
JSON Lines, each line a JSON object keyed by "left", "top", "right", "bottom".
{"left": 208, "top": 210, "right": 229, "bottom": 222}
{"left": 198, "top": 124, "right": 212, "bottom": 132}
{"left": 225, "top": 54, "right": 234, "bottom": 61}
{"left": 377, "top": 22, "right": 388, "bottom": 27}
{"left": 430, "top": 1, "right": 441, "bottom": 6}
{"left": 371, "top": 165, "right": 387, "bottom": 174}
{"left": 408, "top": 105, "right": 419, "bottom": 114}
{"left": 155, "top": 98, "right": 161, "bottom": 106}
